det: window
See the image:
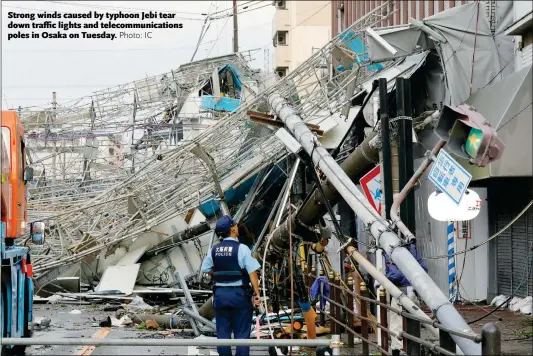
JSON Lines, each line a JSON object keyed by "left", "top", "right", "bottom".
{"left": 275, "top": 0, "right": 286, "bottom": 10}
{"left": 1, "top": 127, "right": 11, "bottom": 170}
{"left": 275, "top": 67, "right": 288, "bottom": 78}
{"left": 457, "top": 221, "right": 471, "bottom": 239}
{"left": 20, "top": 139, "right": 25, "bottom": 180}
{"left": 0, "top": 127, "right": 11, "bottom": 174}
{"left": 277, "top": 31, "right": 288, "bottom": 46}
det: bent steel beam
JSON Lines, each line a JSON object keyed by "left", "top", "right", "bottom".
{"left": 267, "top": 93, "right": 481, "bottom": 356}
{"left": 253, "top": 126, "right": 379, "bottom": 262}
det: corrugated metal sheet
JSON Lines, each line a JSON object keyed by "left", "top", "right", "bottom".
{"left": 496, "top": 207, "right": 533, "bottom": 298}
{"left": 493, "top": 179, "right": 533, "bottom": 299}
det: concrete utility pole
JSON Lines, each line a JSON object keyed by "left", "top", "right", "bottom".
{"left": 266, "top": 92, "right": 481, "bottom": 355}
{"left": 232, "top": 0, "right": 239, "bottom": 53}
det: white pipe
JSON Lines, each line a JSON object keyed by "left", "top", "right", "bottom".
{"left": 268, "top": 93, "right": 481, "bottom": 355}
{"left": 376, "top": 249, "right": 384, "bottom": 345}
{"left": 349, "top": 249, "right": 438, "bottom": 337}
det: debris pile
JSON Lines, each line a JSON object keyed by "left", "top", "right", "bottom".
{"left": 491, "top": 295, "right": 533, "bottom": 316}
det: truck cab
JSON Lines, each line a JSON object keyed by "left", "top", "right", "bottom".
{"left": 1, "top": 110, "right": 40, "bottom": 356}
{"left": 1, "top": 111, "right": 29, "bottom": 241}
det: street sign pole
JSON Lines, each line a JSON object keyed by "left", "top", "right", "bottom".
{"left": 360, "top": 164, "right": 383, "bottom": 346}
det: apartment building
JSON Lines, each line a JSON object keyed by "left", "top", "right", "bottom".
{"left": 272, "top": 0, "right": 331, "bottom": 77}
{"left": 331, "top": 0, "right": 470, "bottom": 36}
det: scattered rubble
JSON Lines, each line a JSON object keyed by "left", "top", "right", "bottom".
{"left": 32, "top": 317, "right": 51, "bottom": 331}
{"left": 145, "top": 320, "right": 160, "bottom": 330}
{"left": 491, "top": 295, "right": 533, "bottom": 315}
{"left": 126, "top": 295, "right": 154, "bottom": 311}
{"left": 99, "top": 316, "right": 112, "bottom": 327}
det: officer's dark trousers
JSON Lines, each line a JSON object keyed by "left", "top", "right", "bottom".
{"left": 214, "top": 287, "right": 253, "bottom": 356}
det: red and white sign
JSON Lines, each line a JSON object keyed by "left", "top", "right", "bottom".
{"left": 359, "top": 165, "right": 382, "bottom": 215}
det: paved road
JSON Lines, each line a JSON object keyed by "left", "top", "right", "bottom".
{"left": 26, "top": 304, "right": 277, "bottom": 356}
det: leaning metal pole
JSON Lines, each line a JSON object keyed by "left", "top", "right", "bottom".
{"left": 253, "top": 130, "right": 379, "bottom": 261}
{"left": 267, "top": 93, "right": 481, "bottom": 355}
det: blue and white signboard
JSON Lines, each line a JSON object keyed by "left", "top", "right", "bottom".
{"left": 428, "top": 150, "right": 472, "bottom": 205}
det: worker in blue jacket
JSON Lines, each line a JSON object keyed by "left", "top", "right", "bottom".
{"left": 201, "top": 215, "right": 261, "bottom": 356}
{"left": 384, "top": 242, "right": 428, "bottom": 287}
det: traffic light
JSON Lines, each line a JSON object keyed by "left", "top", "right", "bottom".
{"left": 435, "top": 104, "right": 505, "bottom": 167}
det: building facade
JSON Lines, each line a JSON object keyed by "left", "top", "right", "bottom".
{"left": 338, "top": 0, "right": 532, "bottom": 302}
{"left": 330, "top": 0, "right": 469, "bottom": 36}
{"left": 505, "top": 1, "right": 533, "bottom": 72}
{"left": 272, "top": 0, "right": 331, "bottom": 77}
{"left": 487, "top": 1, "right": 533, "bottom": 301}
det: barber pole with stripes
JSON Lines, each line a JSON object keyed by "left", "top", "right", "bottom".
{"left": 447, "top": 221, "right": 458, "bottom": 302}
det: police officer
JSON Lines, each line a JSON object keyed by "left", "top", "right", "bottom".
{"left": 201, "top": 215, "right": 261, "bottom": 356}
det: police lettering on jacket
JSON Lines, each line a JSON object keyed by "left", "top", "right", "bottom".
{"left": 214, "top": 246, "right": 234, "bottom": 257}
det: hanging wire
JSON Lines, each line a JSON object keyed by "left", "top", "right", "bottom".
{"left": 423, "top": 201, "right": 533, "bottom": 260}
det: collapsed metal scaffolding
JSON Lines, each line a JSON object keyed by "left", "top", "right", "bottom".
{"left": 23, "top": 53, "right": 260, "bottom": 217}
{"left": 24, "top": 2, "right": 395, "bottom": 285}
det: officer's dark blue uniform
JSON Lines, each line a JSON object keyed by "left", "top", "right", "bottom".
{"left": 201, "top": 216, "right": 261, "bottom": 356}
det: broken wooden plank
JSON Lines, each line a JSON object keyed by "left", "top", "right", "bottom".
{"left": 246, "top": 110, "right": 273, "bottom": 120}
{"left": 247, "top": 112, "right": 324, "bottom": 136}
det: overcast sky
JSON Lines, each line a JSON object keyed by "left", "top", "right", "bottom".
{"left": 1, "top": 0, "right": 275, "bottom": 110}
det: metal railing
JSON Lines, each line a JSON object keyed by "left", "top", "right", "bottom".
{"left": 0, "top": 336, "right": 336, "bottom": 349}
{"left": 308, "top": 270, "right": 501, "bottom": 356}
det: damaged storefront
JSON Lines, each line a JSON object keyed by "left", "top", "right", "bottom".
{"left": 362, "top": 1, "right": 532, "bottom": 302}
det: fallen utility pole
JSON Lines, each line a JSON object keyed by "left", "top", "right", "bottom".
{"left": 266, "top": 93, "right": 481, "bottom": 355}
{"left": 253, "top": 127, "right": 379, "bottom": 261}
{"left": 348, "top": 249, "right": 438, "bottom": 338}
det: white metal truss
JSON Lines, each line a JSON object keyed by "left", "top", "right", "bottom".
{"left": 23, "top": 53, "right": 259, "bottom": 214}
{"left": 26, "top": 1, "right": 397, "bottom": 277}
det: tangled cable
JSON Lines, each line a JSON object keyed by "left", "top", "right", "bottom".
{"left": 423, "top": 200, "right": 532, "bottom": 260}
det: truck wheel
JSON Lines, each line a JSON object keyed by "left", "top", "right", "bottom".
{"left": 9, "top": 276, "right": 31, "bottom": 356}
{"left": 0, "top": 274, "right": 28, "bottom": 356}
